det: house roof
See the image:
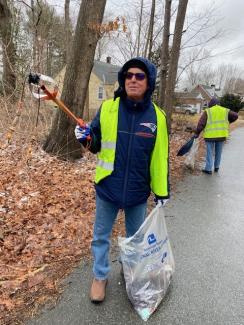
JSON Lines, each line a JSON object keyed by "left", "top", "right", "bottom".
{"left": 191, "top": 90, "right": 204, "bottom": 100}
{"left": 175, "top": 91, "right": 201, "bottom": 100}
{"left": 201, "top": 84, "right": 213, "bottom": 91}
{"left": 93, "top": 60, "right": 121, "bottom": 85}
{"left": 193, "top": 84, "right": 223, "bottom": 99}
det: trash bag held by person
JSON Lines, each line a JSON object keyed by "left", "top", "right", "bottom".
{"left": 118, "top": 203, "right": 175, "bottom": 321}
{"left": 75, "top": 57, "right": 170, "bottom": 303}
{"left": 184, "top": 137, "right": 199, "bottom": 170}
{"left": 195, "top": 97, "right": 238, "bottom": 175}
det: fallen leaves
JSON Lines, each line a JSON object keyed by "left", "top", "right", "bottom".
{"left": 0, "top": 130, "right": 204, "bottom": 324}
{"left": 0, "top": 143, "right": 96, "bottom": 324}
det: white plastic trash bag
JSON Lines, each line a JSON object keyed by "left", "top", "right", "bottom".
{"left": 118, "top": 204, "right": 175, "bottom": 321}
{"left": 184, "top": 138, "right": 199, "bottom": 170}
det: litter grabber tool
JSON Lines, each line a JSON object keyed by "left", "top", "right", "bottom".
{"left": 28, "top": 73, "right": 91, "bottom": 140}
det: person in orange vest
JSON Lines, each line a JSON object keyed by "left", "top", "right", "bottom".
{"left": 195, "top": 97, "right": 238, "bottom": 174}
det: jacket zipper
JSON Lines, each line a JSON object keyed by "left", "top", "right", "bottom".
{"left": 122, "top": 113, "right": 135, "bottom": 206}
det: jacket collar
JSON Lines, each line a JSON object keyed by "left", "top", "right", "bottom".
{"left": 120, "top": 96, "right": 151, "bottom": 112}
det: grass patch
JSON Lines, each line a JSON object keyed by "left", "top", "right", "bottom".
{"left": 172, "top": 113, "right": 200, "bottom": 132}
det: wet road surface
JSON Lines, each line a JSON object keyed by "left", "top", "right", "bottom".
{"left": 28, "top": 127, "right": 244, "bottom": 325}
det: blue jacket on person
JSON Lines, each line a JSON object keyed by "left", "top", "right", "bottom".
{"left": 88, "top": 57, "right": 170, "bottom": 208}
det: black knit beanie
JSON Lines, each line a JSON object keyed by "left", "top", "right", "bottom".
{"left": 122, "top": 59, "right": 149, "bottom": 77}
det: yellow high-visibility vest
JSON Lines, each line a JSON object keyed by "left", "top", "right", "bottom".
{"left": 204, "top": 105, "right": 229, "bottom": 138}
{"left": 95, "top": 97, "right": 169, "bottom": 197}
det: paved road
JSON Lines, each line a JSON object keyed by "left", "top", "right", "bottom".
{"left": 28, "top": 128, "right": 244, "bottom": 325}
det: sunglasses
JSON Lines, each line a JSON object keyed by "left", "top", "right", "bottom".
{"left": 124, "top": 71, "right": 146, "bottom": 81}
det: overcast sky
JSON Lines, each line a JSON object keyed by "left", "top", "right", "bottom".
{"left": 106, "top": 0, "right": 244, "bottom": 73}
{"left": 52, "top": 0, "right": 244, "bottom": 74}
{"left": 190, "top": 0, "right": 244, "bottom": 71}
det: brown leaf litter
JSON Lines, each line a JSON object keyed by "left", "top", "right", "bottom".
{"left": 0, "top": 130, "right": 204, "bottom": 325}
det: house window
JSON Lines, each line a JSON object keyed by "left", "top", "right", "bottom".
{"left": 98, "top": 86, "right": 104, "bottom": 100}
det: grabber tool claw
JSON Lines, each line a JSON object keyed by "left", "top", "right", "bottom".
{"left": 28, "top": 73, "right": 89, "bottom": 132}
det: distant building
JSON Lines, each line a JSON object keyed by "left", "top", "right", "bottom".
{"left": 175, "top": 84, "right": 223, "bottom": 113}
{"left": 191, "top": 84, "right": 222, "bottom": 107}
{"left": 56, "top": 57, "right": 121, "bottom": 120}
{"left": 174, "top": 89, "right": 204, "bottom": 113}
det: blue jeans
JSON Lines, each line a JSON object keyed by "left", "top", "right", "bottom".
{"left": 91, "top": 195, "right": 147, "bottom": 280}
{"left": 205, "top": 140, "right": 224, "bottom": 171}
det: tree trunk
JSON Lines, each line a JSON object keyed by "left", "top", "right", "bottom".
{"left": 147, "top": 0, "right": 156, "bottom": 60}
{"left": 0, "top": 0, "right": 16, "bottom": 97}
{"left": 31, "top": 0, "right": 42, "bottom": 72}
{"left": 43, "top": 0, "right": 107, "bottom": 160}
{"left": 64, "top": 0, "right": 72, "bottom": 64}
{"left": 164, "top": 0, "right": 188, "bottom": 131}
{"left": 158, "top": 0, "right": 171, "bottom": 108}
{"left": 137, "top": 0, "right": 143, "bottom": 57}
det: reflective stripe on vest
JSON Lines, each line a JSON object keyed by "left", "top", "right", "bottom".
{"left": 203, "top": 105, "right": 229, "bottom": 138}
{"left": 97, "top": 160, "right": 114, "bottom": 170}
{"left": 95, "top": 98, "right": 119, "bottom": 183}
{"left": 101, "top": 141, "right": 116, "bottom": 150}
{"left": 94, "top": 98, "right": 169, "bottom": 197}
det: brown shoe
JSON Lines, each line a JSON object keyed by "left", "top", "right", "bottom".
{"left": 90, "top": 278, "right": 107, "bottom": 303}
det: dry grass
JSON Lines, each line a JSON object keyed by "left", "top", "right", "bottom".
{"left": 173, "top": 110, "right": 244, "bottom": 132}
{"left": 0, "top": 94, "right": 56, "bottom": 150}
{"left": 171, "top": 112, "right": 200, "bottom": 134}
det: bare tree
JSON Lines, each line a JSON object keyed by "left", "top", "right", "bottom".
{"left": 43, "top": 0, "right": 107, "bottom": 159}
{"left": 22, "top": 0, "right": 66, "bottom": 75}
{"left": 232, "top": 77, "right": 244, "bottom": 95}
{"left": 184, "top": 60, "right": 241, "bottom": 94}
{"left": 112, "top": 25, "right": 138, "bottom": 62}
{"left": 101, "top": 1, "right": 164, "bottom": 65}
{"left": 180, "top": 48, "right": 212, "bottom": 87}
{"left": 175, "top": 4, "right": 225, "bottom": 89}
{"left": 95, "top": 35, "right": 110, "bottom": 60}
{"left": 222, "top": 65, "right": 241, "bottom": 94}
{"left": 29, "top": 0, "right": 42, "bottom": 72}
{"left": 144, "top": 0, "right": 156, "bottom": 60}
{"left": 137, "top": 0, "right": 144, "bottom": 56}
{"left": 0, "top": 0, "right": 16, "bottom": 97}
{"left": 64, "top": 0, "right": 73, "bottom": 63}
{"left": 94, "top": 11, "right": 118, "bottom": 61}
{"left": 163, "top": 0, "right": 188, "bottom": 129}
{"left": 158, "top": 0, "right": 171, "bottom": 106}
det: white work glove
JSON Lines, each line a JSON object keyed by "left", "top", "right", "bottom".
{"left": 74, "top": 124, "right": 91, "bottom": 142}
{"left": 154, "top": 197, "right": 169, "bottom": 207}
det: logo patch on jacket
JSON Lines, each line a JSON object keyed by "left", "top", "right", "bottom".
{"left": 140, "top": 122, "right": 157, "bottom": 132}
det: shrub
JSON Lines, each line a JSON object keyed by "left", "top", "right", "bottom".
{"left": 220, "top": 93, "right": 244, "bottom": 113}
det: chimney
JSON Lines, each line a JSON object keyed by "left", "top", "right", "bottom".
{"left": 106, "top": 56, "right": 111, "bottom": 64}
{"left": 210, "top": 84, "right": 215, "bottom": 96}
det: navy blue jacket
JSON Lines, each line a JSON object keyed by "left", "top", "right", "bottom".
{"left": 87, "top": 57, "right": 169, "bottom": 208}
